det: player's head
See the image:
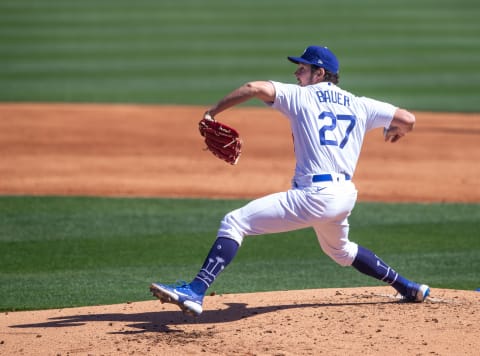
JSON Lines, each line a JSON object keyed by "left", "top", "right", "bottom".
{"left": 288, "top": 46, "right": 340, "bottom": 85}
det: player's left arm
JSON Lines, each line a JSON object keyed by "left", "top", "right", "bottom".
{"left": 205, "top": 81, "right": 275, "bottom": 118}
{"left": 384, "top": 108, "right": 415, "bottom": 143}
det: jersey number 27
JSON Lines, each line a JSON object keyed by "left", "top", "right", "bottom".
{"left": 318, "top": 111, "right": 356, "bottom": 149}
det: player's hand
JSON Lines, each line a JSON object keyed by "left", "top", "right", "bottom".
{"left": 383, "top": 126, "right": 404, "bottom": 143}
{"left": 203, "top": 111, "right": 215, "bottom": 122}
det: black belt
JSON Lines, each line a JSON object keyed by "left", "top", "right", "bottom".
{"left": 312, "top": 173, "right": 351, "bottom": 182}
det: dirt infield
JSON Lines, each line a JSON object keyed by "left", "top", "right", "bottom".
{"left": 1, "top": 103, "right": 479, "bottom": 202}
{"left": 0, "top": 103, "right": 479, "bottom": 355}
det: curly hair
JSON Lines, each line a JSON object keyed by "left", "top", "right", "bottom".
{"left": 312, "top": 65, "right": 339, "bottom": 84}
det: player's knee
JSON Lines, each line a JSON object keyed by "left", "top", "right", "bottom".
{"left": 217, "top": 211, "right": 245, "bottom": 246}
{"left": 324, "top": 242, "right": 358, "bottom": 266}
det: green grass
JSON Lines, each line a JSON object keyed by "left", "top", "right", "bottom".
{"left": 1, "top": 0, "right": 478, "bottom": 312}
{"left": 0, "top": 196, "right": 479, "bottom": 311}
{"left": 1, "top": 0, "right": 480, "bottom": 111}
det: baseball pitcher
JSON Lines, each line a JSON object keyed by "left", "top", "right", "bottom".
{"left": 151, "top": 45, "right": 429, "bottom": 316}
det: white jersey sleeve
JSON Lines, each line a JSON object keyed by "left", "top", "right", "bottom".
{"left": 269, "top": 81, "right": 396, "bottom": 180}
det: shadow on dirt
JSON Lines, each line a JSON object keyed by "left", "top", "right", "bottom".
{"left": 10, "top": 300, "right": 396, "bottom": 334}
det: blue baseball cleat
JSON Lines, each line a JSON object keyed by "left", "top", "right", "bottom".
{"left": 403, "top": 283, "right": 430, "bottom": 302}
{"left": 150, "top": 281, "right": 204, "bottom": 316}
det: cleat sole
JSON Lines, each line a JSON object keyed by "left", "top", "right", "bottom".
{"left": 150, "top": 283, "right": 202, "bottom": 317}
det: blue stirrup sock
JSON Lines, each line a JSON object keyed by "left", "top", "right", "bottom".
{"left": 351, "top": 245, "right": 411, "bottom": 297}
{"left": 190, "top": 237, "right": 239, "bottom": 296}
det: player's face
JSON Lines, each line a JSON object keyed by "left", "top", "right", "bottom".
{"left": 294, "top": 64, "right": 318, "bottom": 86}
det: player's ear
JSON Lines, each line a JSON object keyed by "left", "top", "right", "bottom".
{"left": 313, "top": 67, "right": 325, "bottom": 81}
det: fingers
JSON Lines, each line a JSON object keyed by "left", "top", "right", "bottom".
{"left": 390, "top": 134, "right": 402, "bottom": 143}
{"left": 383, "top": 126, "right": 404, "bottom": 143}
{"left": 203, "top": 111, "right": 215, "bottom": 121}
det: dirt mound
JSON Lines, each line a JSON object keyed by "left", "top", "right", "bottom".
{"left": 0, "top": 103, "right": 479, "bottom": 355}
{"left": 1, "top": 287, "right": 478, "bottom": 355}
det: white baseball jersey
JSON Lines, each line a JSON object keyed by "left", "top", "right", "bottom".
{"left": 217, "top": 81, "right": 398, "bottom": 266}
{"left": 270, "top": 81, "right": 396, "bottom": 184}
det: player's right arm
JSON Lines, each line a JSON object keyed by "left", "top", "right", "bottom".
{"left": 384, "top": 108, "right": 416, "bottom": 143}
{"left": 206, "top": 81, "right": 275, "bottom": 118}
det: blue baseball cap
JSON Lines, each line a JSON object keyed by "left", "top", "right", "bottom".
{"left": 288, "top": 46, "right": 339, "bottom": 74}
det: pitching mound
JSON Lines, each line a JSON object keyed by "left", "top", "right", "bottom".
{"left": 0, "top": 104, "right": 479, "bottom": 355}
{"left": 2, "top": 287, "right": 478, "bottom": 355}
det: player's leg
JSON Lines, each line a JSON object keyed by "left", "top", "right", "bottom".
{"left": 310, "top": 186, "right": 429, "bottom": 302}
{"left": 150, "top": 236, "right": 238, "bottom": 317}
{"left": 151, "top": 190, "right": 310, "bottom": 315}
{"left": 310, "top": 182, "right": 359, "bottom": 266}
{"left": 188, "top": 236, "right": 239, "bottom": 296}
{"left": 315, "top": 222, "right": 429, "bottom": 302}
{"left": 190, "top": 190, "right": 311, "bottom": 292}
{"left": 351, "top": 245, "right": 430, "bottom": 302}
{"left": 313, "top": 213, "right": 429, "bottom": 302}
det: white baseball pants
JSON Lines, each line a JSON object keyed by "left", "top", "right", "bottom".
{"left": 217, "top": 179, "right": 359, "bottom": 266}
